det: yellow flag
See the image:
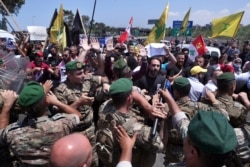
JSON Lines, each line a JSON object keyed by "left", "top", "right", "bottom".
{"left": 50, "top": 4, "right": 64, "bottom": 44}
{"left": 144, "top": 2, "right": 169, "bottom": 45}
{"left": 180, "top": 7, "right": 191, "bottom": 33}
{"left": 210, "top": 11, "right": 244, "bottom": 38}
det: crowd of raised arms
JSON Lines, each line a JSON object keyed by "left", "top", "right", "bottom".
{"left": 0, "top": 35, "right": 249, "bottom": 167}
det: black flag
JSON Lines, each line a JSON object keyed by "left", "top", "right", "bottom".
{"left": 48, "top": 9, "right": 58, "bottom": 36}
{"left": 71, "top": 9, "right": 85, "bottom": 46}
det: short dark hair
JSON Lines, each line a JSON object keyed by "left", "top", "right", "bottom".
{"left": 148, "top": 57, "right": 162, "bottom": 65}
{"left": 63, "top": 47, "right": 72, "bottom": 54}
{"left": 182, "top": 48, "right": 189, "bottom": 53}
{"left": 217, "top": 80, "right": 236, "bottom": 94}
{"left": 188, "top": 137, "right": 235, "bottom": 167}
{"left": 110, "top": 91, "right": 132, "bottom": 108}
{"left": 26, "top": 96, "right": 46, "bottom": 118}
{"left": 173, "top": 84, "right": 191, "bottom": 97}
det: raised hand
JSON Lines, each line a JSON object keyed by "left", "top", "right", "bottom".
{"left": 43, "top": 80, "right": 53, "bottom": 94}
{"left": 114, "top": 125, "right": 137, "bottom": 161}
{"left": 106, "top": 37, "right": 114, "bottom": 51}
{"left": 79, "top": 35, "right": 91, "bottom": 51}
{"left": 90, "top": 38, "right": 101, "bottom": 51}
{"left": 137, "top": 44, "right": 147, "bottom": 56}
{"left": 0, "top": 90, "right": 18, "bottom": 108}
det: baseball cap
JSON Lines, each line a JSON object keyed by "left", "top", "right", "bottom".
{"left": 190, "top": 65, "right": 207, "bottom": 75}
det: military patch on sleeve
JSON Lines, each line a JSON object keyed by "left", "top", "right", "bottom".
{"left": 233, "top": 102, "right": 242, "bottom": 109}
{"left": 51, "top": 113, "right": 66, "bottom": 120}
{"left": 55, "top": 83, "right": 67, "bottom": 93}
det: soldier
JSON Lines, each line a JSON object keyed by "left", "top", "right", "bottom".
{"left": 98, "top": 58, "right": 167, "bottom": 122}
{"left": 160, "top": 88, "right": 250, "bottom": 167}
{"left": 213, "top": 72, "right": 250, "bottom": 127}
{"left": 164, "top": 77, "right": 214, "bottom": 165}
{"left": 53, "top": 61, "right": 107, "bottom": 167}
{"left": 0, "top": 81, "right": 80, "bottom": 166}
{"left": 96, "top": 78, "right": 164, "bottom": 167}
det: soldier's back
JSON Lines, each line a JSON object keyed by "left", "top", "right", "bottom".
{"left": 96, "top": 108, "right": 163, "bottom": 167}
{"left": 1, "top": 113, "right": 79, "bottom": 166}
{"left": 215, "top": 95, "right": 248, "bottom": 127}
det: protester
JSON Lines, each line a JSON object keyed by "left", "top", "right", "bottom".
{"left": 50, "top": 133, "right": 93, "bottom": 167}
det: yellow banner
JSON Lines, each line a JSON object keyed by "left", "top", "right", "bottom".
{"left": 210, "top": 11, "right": 244, "bottom": 38}
{"left": 144, "top": 2, "right": 169, "bottom": 45}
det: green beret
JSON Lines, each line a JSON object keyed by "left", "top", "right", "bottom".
{"left": 217, "top": 72, "right": 235, "bottom": 82}
{"left": 113, "top": 58, "right": 127, "bottom": 70}
{"left": 18, "top": 81, "right": 45, "bottom": 107}
{"left": 109, "top": 78, "right": 132, "bottom": 95}
{"left": 66, "top": 61, "right": 84, "bottom": 71}
{"left": 188, "top": 111, "right": 237, "bottom": 154}
{"left": 0, "top": 58, "right": 3, "bottom": 65}
{"left": 173, "top": 77, "right": 190, "bottom": 90}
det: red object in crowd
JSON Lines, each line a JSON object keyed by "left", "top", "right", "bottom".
{"left": 192, "top": 35, "right": 207, "bottom": 56}
{"left": 118, "top": 17, "right": 133, "bottom": 43}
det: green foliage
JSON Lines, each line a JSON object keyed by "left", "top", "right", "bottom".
{"left": 0, "top": 0, "right": 25, "bottom": 15}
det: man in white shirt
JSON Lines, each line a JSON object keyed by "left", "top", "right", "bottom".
{"left": 201, "top": 68, "right": 223, "bottom": 99}
{"left": 187, "top": 66, "right": 207, "bottom": 101}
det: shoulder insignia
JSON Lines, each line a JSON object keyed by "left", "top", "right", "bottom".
{"left": 51, "top": 113, "right": 67, "bottom": 121}
{"left": 5, "top": 122, "right": 20, "bottom": 132}
{"left": 55, "top": 83, "right": 67, "bottom": 93}
{"left": 233, "top": 102, "right": 243, "bottom": 108}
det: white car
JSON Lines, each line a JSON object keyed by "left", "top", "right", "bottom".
{"left": 177, "top": 44, "right": 221, "bottom": 58}
{"left": 160, "top": 40, "right": 171, "bottom": 48}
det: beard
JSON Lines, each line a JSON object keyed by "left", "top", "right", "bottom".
{"left": 149, "top": 69, "right": 159, "bottom": 77}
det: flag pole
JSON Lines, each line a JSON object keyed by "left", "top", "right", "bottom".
{"left": 88, "top": 0, "right": 97, "bottom": 44}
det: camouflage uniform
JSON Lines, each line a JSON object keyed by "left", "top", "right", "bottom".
{"left": 164, "top": 97, "right": 214, "bottom": 165}
{"left": 54, "top": 75, "right": 101, "bottom": 167}
{"left": 213, "top": 94, "right": 249, "bottom": 128}
{"left": 0, "top": 113, "right": 79, "bottom": 167}
{"left": 97, "top": 106, "right": 164, "bottom": 167}
{"left": 167, "top": 112, "right": 250, "bottom": 167}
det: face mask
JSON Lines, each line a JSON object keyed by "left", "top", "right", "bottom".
{"left": 233, "top": 63, "right": 241, "bottom": 71}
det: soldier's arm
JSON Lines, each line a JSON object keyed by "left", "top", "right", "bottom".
{"left": 205, "top": 88, "right": 220, "bottom": 104}
{"left": 0, "top": 90, "right": 18, "bottom": 129}
{"left": 238, "top": 92, "right": 250, "bottom": 110}
{"left": 69, "top": 93, "right": 94, "bottom": 109}
{"left": 160, "top": 89, "right": 190, "bottom": 139}
{"left": 46, "top": 91, "right": 81, "bottom": 117}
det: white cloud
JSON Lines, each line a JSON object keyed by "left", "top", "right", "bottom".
{"left": 166, "top": 3, "right": 250, "bottom": 27}
{"left": 169, "top": 11, "right": 180, "bottom": 17}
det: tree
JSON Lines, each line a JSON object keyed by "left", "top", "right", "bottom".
{"left": 0, "top": 0, "right": 25, "bottom": 30}
{"left": 82, "top": 15, "right": 91, "bottom": 31}
{"left": 0, "top": 0, "right": 25, "bottom": 15}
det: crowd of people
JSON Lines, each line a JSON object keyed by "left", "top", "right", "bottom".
{"left": 0, "top": 34, "right": 249, "bottom": 167}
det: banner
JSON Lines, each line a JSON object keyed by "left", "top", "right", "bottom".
{"left": 180, "top": 7, "right": 191, "bottom": 33}
{"left": 27, "top": 26, "right": 47, "bottom": 41}
{"left": 144, "top": 2, "right": 169, "bottom": 45}
{"left": 210, "top": 11, "right": 244, "bottom": 38}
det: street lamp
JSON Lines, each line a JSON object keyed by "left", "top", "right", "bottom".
{"left": 32, "top": 16, "right": 35, "bottom": 25}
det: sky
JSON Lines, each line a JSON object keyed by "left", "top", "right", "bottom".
{"left": 4, "top": 0, "right": 250, "bottom": 31}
